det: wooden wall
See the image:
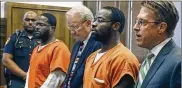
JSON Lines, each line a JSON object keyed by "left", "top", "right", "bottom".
{"left": 1, "top": 2, "right": 74, "bottom": 85}
{"left": 4, "top": 2, "right": 75, "bottom": 50}
{"left": 0, "top": 18, "right": 7, "bottom": 86}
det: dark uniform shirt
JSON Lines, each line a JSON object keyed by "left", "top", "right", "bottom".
{"left": 3, "top": 30, "right": 40, "bottom": 80}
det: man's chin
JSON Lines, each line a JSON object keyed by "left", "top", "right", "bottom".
{"left": 33, "top": 33, "right": 41, "bottom": 39}
{"left": 34, "top": 35, "right": 41, "bottom": 39}
{"left": 72, "top": 36, "right": 79, "bottom": 40}
{"left": 92, "top": 34, "right": 100, "bottom": 41}
{"left": 25, "top": 29, "right": 34, "bottom": 34}
{"left": 137, "top": 42, "right": 144, "bottom": 48}
{"left": 94, "top": 35, "right": 109, "bottom": 43}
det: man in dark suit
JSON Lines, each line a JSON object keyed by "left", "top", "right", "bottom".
{"left": 133, "top": 1, "right": 181, "bottom": 88}
{"left": 63, "top": 5, "right": 101, "bottom": 88}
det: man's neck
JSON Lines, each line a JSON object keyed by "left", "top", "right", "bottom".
{"left": 24, "top": 29, "right": 33, "bottom": 36}
{"left": 100, "top": 34, "right": 120, "bottom": 53}
{"left": 148, "top": 35, "right": 168, "bottom": 50}
{"left": 27, "top": 32, "right": 33, "bottom": 36}
{"left": 41, "top": 36, "right": 55, "bottom": 46}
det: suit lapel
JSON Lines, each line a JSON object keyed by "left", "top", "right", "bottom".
{"left": 67, "top": 41, "right": 81, "bottom": 75}
{"left": 72, "top": 35, "right": 96, "bottom": 77}
{"left": 141, "top": 52, "right": 166, "bottom": 88}
{"left": 141, "top": 40, "right": 175, "bottom": 88}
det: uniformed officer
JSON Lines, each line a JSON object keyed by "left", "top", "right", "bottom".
{"left": 2, "top": 11, "right": 40, "bottom": 88}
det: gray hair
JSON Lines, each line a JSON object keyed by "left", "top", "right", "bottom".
{"left": 66, "top": 5, "right": 93, "bottom": 22}
{"left": 141, "top": 1, "right": 179, "bottom": 37}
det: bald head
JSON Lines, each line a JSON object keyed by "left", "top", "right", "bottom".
{"left": 22, "top": 11, "right": 38, "bottom": 34}
{"left": 23, "top": 11, "right": 37, "bottom": 20}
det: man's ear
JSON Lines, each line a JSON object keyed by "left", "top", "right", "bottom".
{"left": 85, "top": 20, "right": 92, "bottom": 27}
{"left": 112, "top": 22, "right": 120, "bottom": 31}
{"left": 158, "top": 22, "right": 167, "bottom": 34}
{"left": 50, "top": 26, "right": 56, "bottom": 32}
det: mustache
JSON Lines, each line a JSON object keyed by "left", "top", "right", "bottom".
{"left": 91, "top": 28, "right": 98, "bottom": 33}
{"left": 33, "top": 31, "right": 41, "bottom": 35}
{"left": 34, "top": 31, "right": 41, "bottom": 33}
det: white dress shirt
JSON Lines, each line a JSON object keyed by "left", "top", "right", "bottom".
{"left": 150, "top": 38, "right": 172, "bottom": 65}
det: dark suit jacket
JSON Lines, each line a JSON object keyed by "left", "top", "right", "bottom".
{"left": 136, "top": 39, "right": 181, "bottom": 88}
{"left": 63, "top": 34, "right": 101, "bottom": 88}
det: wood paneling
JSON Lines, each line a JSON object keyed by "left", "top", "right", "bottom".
{"left": 0, "top": 18, "right": 7, "bottom": 85}
{"left": 4, "top": 2, "right": 75, "bottom": 50}
{"left": 118, "top": 1, "right": 129, "bottom": 45}
{"left": 100, "top": 1, "right": 115, "bottom": 8}
{"left": 83, "top": 1, "right": 98, "bottom": 15}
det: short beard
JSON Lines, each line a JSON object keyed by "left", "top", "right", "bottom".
{"left": 34, "top": 31, "right": 49, "bottom": 42}
{"left": 93, "top": 28, "right": 112, "bottom": 44}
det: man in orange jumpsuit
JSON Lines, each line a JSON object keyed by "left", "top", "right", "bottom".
{"left": 24, "top": 13, "right": 70, "bottom": 88}
{"left": 83, "top": 6, "right": 140, "bottom": 88}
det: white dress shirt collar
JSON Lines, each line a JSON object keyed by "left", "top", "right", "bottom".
{"left": 83, "top": 32, "right": 91, "bottom": 45}
{"left": 80, "top": 32, "right": 92, "bottom": 51}
{"left": 151, "top": 38, "right": 172, "bottom": 57}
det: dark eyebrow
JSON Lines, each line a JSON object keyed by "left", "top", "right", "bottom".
{"left": 95, "top": 17, "right": 105, "bottom": 19}
{"left": 24, "top": 18, "right": 36, "bottom": 20}
{"left": 93, "top": 17, "right": 106, "bottom": 21}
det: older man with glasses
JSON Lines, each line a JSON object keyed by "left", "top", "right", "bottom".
{"left": 62, "top": 5, "right": 101, "bottom": 88}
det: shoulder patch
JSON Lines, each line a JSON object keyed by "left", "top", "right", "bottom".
{"left": 5, "top": 37, "right": 10, "bottom": 46}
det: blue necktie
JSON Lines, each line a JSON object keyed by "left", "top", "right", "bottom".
{"left": 67, "top": 42, "right": 84, "bottom": 88}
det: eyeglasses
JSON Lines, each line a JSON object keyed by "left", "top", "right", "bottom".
{"left": 68, "top": 20, "right": 87, "bottom": 31}
{"left": 135, "top": 19, "right": 161, "bottom": 27}
{"left": 92, "top": 17, "right": 113, "bottom": 23}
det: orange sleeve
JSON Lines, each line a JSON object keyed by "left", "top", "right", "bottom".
{"left": 110, "top": 55, "right": 138, "bottom": 87}
{"left": 50, "top": 42, "right": 70, "bottom": 73}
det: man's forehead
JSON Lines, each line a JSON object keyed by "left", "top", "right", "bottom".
{"left": 67, "top": 15, "right": 83, "bottom": 26}
{"left": 137, "top": 7, "right": 156, "bottom": 20}
{"left": 38, "top": 16, "right": 48, "bottom": 21}
{"left": 96, "top": 9, "right": 111, "bottom": 19}
{"left": 24, "top": 12, "right": 37, "bottom": 19}
{"left": 35, "top": 16, "right": 48, "bottom": 23}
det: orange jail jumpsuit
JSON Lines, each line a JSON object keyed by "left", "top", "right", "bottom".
{"left": 28, "top": 40, "right": 70, "bottom": 88}
{"left": 84, "top": 43, "right": 139, "bottom": 88}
